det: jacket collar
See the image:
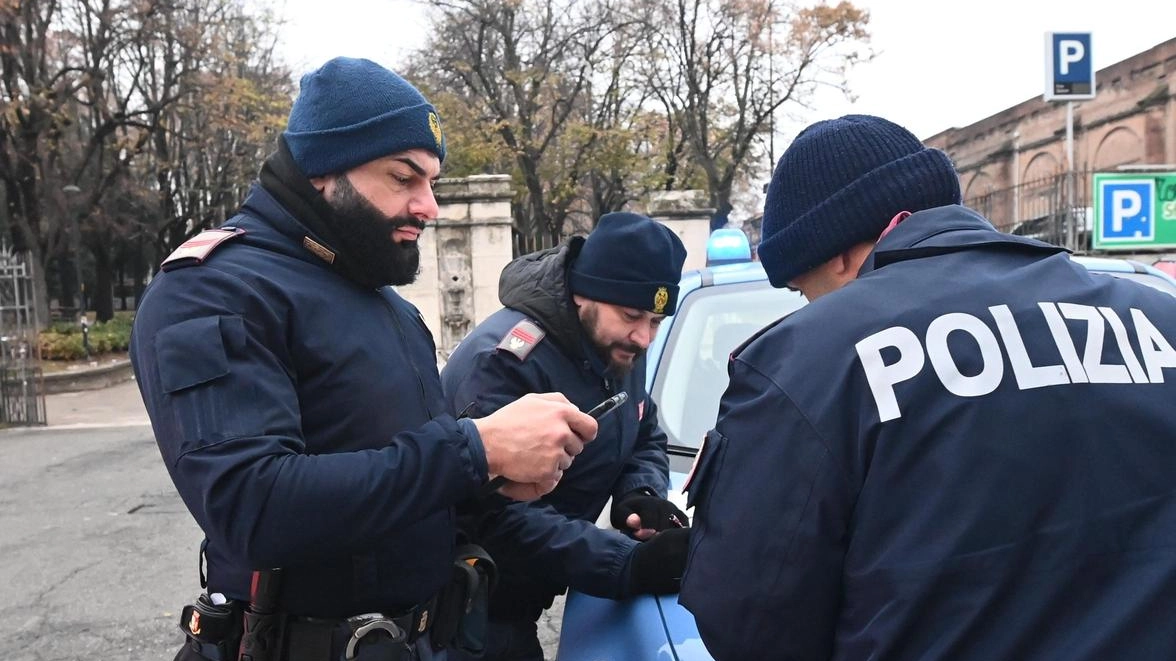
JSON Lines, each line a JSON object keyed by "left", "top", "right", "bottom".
{"left": 232, "top": 184, "right": 339, "bottom": 270}
{"left": 498, "top": 238, "right": 589, "bottom": 360}
{"left": 859, "top": 204, "right": 1068, "bottom": 276}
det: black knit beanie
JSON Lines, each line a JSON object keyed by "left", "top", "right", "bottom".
{"left": 568, "top": 212, "right": 688, "bottom": 315}
{"left": 758, "top": 114, "right": 962, "bottom": 288}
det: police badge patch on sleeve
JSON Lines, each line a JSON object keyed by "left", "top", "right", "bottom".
{"left": 496, "top": 319, "right": 546, "bottom": 361}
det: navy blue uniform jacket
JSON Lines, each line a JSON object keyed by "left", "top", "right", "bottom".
{"left": 681, "top": 205, "right": 1176, "bottom": 660}
{"left": 440, "top": 240, "right": 669, "bottom": 616}
{"left": 131, "top": 185, "right": 488, "bottom": 618}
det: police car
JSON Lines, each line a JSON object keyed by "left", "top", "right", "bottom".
{"left": 556, "top": 232, "right": 1176, "bottom": 661}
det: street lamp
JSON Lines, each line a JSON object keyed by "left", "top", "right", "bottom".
{"left": 61, "top": 184, "right": 85, "bottom": 317}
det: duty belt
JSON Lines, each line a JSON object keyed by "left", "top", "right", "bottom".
{"left": 283, "top": 596, "right": 436, "bottom": 661}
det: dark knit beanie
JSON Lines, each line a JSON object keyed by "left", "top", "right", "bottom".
{"left": 283, "top": 57, "right": 446, "bottom": 177}
{"left": 758, "top": 114, "right": 962, "bottom": 288}
{"left": 568, "top": 212, "right": 688, "bottom": 315}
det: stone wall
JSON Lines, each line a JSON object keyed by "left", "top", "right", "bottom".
{"left": 645, "top": 190, "right": 716, "bottom": 271}
{"left": 400, "top": 180, "right": 717, "bottom": 360}
{"left": 396, "top": 175, "right": 514, "bottom": 360}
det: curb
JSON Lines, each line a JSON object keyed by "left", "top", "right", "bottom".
{"left": 42, "top": 359, "right": 135, "bottom": 394}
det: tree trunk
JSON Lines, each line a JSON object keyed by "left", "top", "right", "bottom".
{"left": 27, "top": 247, "right": 52, "bottom": 332}
{"left": 132, "top": 236, "right": 147, "bottom": 311}
{"left": 92, "top": 246, "right": 114, "bottom": 323}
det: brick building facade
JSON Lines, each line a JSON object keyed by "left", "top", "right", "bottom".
{"left": 924, "top": 37, "right": 1176, "bottom": 253}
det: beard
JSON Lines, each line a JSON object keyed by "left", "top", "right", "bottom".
{"left": 326, "top": 175, "right": 425, "bottom": 287}
{"left": 581, "top": 303, "right": 645, "bottom": 377}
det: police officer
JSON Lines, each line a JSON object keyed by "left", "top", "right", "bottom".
{"left": 441, "top": 212, "right": 691, "bottom": 660}
{"left": 131, "top": 57, "right": 597, "bottom": 661}
{"left": 680, "top": 114, "right": 1176, "bottom": 660}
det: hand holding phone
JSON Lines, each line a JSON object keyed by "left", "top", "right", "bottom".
{"left": 480, "top": 392, "right": 628, "bottom": 498}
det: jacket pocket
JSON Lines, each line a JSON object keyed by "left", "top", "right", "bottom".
{"left": 683, "top": 429, "right": 728, "bottom": 513}
{"left": 155, "top": 316, "right": 240, "bottom": 393}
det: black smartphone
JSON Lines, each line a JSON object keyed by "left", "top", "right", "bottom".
{"left": 585, "top": 392, "right": 628, "bottom": 420}
{"left": 480, "top": 392, "right": 629, "bottom": 497}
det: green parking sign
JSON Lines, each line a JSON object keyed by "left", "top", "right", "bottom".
{"left": 1092, "top": 172, "right": 1176, "bottom": 250}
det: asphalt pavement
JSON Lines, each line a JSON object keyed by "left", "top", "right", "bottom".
{"left": 0, "top": 414, "right": 197, "bottom": 659}
{"left": 44, "top": 378, "right": 150, "bottom": 429}
{"left": 9, "top": 378, "right": 565, "bottom": 659}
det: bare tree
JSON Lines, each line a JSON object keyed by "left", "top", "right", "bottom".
{"left": 138, "top": 1, "right": 290, "bottom": 270}
{"left": 410, "top": 0, "right": 870, "bottom": 251}
{"left": 1, "top": 0, "right": 289, "bottom": 323}
{"left": 2, "top": 0, "right": 197, "bottom": 322}
{"left": 1, "top": 0, "right": 85, "bottom": 323}
{"left": 412, "top": 0, "right": 644, "bottom": 248}
{"left": 638, "top": 0, "right": 871, "bottom": 223}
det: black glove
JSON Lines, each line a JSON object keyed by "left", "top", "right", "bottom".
{"left": 610, "top": 489, "right": 690, "bottom": 534}
{"left": 627, "top": 527, "right": 690, "bottom": 595}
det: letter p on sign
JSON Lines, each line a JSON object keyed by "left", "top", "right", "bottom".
{"left": 1059, "top": 40, "right": 1084, "bottom": 75}
{"left": 1111, "top": 190, "right": 1143, "bottom": 233}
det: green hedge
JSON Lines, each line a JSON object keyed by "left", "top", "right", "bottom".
{"left": 39, "top": 313, "right": 134, "bottom": 361}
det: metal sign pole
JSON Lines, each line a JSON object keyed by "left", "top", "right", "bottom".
{"left": 1066, "top": 101, "right": 1076, "bottom": 250}
{"left": 1045, "top": 32, "right": 1094, "bottom": 250}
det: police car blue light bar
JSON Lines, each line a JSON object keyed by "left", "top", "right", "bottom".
{"left": 706, "top": 228, "right": 752, "bottom": 266}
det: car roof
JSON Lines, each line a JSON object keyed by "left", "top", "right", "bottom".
{"left": 1073, "top": 254, "right": 1176, "bottom": 285}
{"left": 677, "top": 260, "right": 767, "bottom": 292}
{"left": 681, "top": 254, "right": 1176, "bottom": 290}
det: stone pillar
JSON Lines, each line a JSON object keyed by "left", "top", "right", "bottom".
{"left": 395, "top": 174, "right": 514, "bottom": 361}
{"left": 645, "top": 190, "right": 716, "bottom": 272}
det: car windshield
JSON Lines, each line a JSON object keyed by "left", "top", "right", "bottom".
{"left": 652, "top": 280, "right": 805, "bottom": 450}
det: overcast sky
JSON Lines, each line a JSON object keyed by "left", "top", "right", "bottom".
{"left": 270, "top": 0, "right": 1173, "bottom": 140}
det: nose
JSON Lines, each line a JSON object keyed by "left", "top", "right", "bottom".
{"left": 630, "top": 321, "right": 655, "bottom": 349}
{"left": 409, "top": 184, "right": 439, "bottom": 221}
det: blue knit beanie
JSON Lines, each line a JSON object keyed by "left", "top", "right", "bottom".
{"left": 758, "top": 114, "right": 961, "bottom": 288}
{"left": 283, "top": 57, "right": 446, "bottom": 177}
{"left": 569, "top": 212, "right": 688, "bottom": 315}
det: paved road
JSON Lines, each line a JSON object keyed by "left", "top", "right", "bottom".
{"left": 43, "top": 378, "right": 150, "bottom": 428}
{"left": 0, "top": 422, "right": 198, "bottom": 659}
{"left": 2, "top": 380, "right": 565, "bottom": 659}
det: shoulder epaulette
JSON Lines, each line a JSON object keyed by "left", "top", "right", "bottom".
{"left": 161, "top": 228, "right": 245, "bottom": 271}
{"left": 496, "top": 319, "right": 546, "bottom": 361}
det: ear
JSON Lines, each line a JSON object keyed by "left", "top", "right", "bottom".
{"left": 836, "top": 241, "right": 876, "bottom": 278}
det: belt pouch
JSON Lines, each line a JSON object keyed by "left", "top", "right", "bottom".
{"left": 432, "top": 544, "right": 497, "bottom": 656}
{"left": 179, "top": 593, "right": 243, "bottom": 659}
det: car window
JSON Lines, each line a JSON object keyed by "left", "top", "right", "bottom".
{"left": 652, "top": 281, "right": 805, "bottom": 450}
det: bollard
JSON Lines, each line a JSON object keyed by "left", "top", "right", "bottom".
{"left": 80, "top": 315, "right": 92, "bottom": 359}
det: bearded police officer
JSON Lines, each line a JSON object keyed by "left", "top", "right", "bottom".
{"left": 441, "top": 213, "right": 691, "bottom": 660}
{"left": 131, "top": 57, "right": 596, "bottom": 661}
{"left": 680, "top": 114, "right": 1176, "bottom": 660}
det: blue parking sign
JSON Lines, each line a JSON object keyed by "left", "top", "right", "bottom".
{"left": 1099, "top": 179, "right": 1154, "bottom": 241}
{"left": 1045, "top": 32, "right": 1095, "bottom": 101}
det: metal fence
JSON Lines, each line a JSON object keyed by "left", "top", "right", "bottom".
{"left": 0, "top": 244, "right": 46, "bottom": 426}
{"left": 512, "top": 228, "right": 562, "bottom": 257}
{"left": 964, "top": 169, "right": 1092, "bottom": 252}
